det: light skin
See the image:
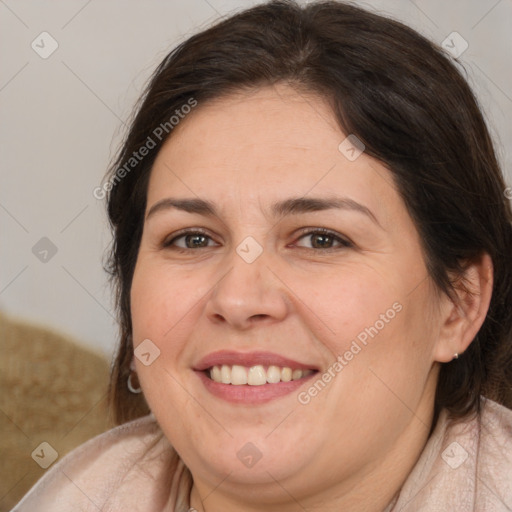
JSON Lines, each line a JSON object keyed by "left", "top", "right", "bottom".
{"left": 130, "top": 83, "right": 493, "bottom": 512}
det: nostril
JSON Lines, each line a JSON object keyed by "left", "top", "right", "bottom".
{"left": 251, "top": 314, "right": 268, "bottom": 320}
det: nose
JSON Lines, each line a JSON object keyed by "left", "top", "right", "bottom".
{"left": 205, "top": 247, "right": 289, "bottom": 330}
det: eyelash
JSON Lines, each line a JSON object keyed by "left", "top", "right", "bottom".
{"left": 162, "top": 228, "right": 215, "bottom": 251}
{"left": 294, "top": 227, "right": 353, "bottom": 250}
{"left": 162, "top": 227, "right": 353, "bottom": 252}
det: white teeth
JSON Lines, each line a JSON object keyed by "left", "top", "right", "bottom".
{"left": 231, "top": 365, "right": 248, "bottom": 385}
{"left": 211, "top": 365, "right": 222, "bottom": 382}
{"left": 221, "top": 364, "right": 231, "bottom": 384}
{"left": 292, "top": 369, "right": 303, "bottom": 380}
{"left": 266, "top": 365, "right": 281, "bottom": 384}
{"left": 248, "top": 365, "right": 266, "bottom": 386}
{"left": 209, "top": 364, "right": 314, "bottom": 385}
{"left": 281, "top": 367, "right": 292, "bottom": 382}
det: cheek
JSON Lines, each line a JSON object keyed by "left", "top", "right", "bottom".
{"left": 295, "top": 263, "right": 402, "bottom": 351}
{"left": 298, "top": 260, "right": 436, "bottom": 400}
{"left": 129, "top": 262, "right": 195, "bottom": 406}
{"left": 130, "top": 259, "right": 208, "bottom": 342}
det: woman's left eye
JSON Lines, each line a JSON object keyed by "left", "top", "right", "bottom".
{"left": 294, "top": 229, "right": 352, "bottom": 250}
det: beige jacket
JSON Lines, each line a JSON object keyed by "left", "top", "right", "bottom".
{"left": 12, "top": 398, "right": 512, "bottom": 511}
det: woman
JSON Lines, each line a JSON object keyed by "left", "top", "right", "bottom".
{"left": 14, "top": 1, "right": 512, "bottom": 510}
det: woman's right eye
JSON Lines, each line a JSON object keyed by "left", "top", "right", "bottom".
{"left": 163, "top": 230, "right": 218, "bottom": 250}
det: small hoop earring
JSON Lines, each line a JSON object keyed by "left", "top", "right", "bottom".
{"left": 453, "top": 353, "right": 459, "bottom": 360}
{"left": 127, "top": 372, "right": 142, "bottom": 394}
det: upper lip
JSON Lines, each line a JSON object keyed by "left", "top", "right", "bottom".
{"left": 193, "top": 350, "right": 319, "bottom": 371}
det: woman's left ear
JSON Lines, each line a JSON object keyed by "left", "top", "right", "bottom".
{"left": 433, "top": 252, "right": 494, "bottom": 362}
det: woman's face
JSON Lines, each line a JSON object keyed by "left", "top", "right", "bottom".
{"left": 130, "top": 84, "right": 446, "bottom": 506}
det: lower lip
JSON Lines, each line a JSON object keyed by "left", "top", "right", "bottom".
{"left": 195, "top": 370, "right": 317, "bottom": 404}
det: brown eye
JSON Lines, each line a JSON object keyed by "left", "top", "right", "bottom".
{"left": 295, "top": 229, "right": 352, "bottom": 250}
{"left": 164, "top": 230, "right": 217, "bottom": 249}
{"left": 182, "top": 234, "right": 210, "bottom": 248}
{"left": 309, "top": 233, "right": 335, "bottom": 249}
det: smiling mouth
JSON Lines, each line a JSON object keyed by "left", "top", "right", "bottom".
{"left": 206, "top": 364, "right": 317, "bottom": 386}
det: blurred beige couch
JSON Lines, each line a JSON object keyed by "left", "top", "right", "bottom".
{"left": 0, "top": 311, "right": 112, "bottom": 510}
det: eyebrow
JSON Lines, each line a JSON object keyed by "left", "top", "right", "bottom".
{"left": 145, "top": 196, "right": 381, "bottom": 227}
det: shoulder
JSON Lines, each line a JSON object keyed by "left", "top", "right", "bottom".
{"left": 474, "top": 398, "right": 512, "bottom": 509}
{"left": 478, "top": 397, "right": 512, "bottom": 441}
{"left": 392, "top": 398, "right": 512, "bottom": 511}
{"left": 13, "top": 414, "right": 183, "bottom": 512}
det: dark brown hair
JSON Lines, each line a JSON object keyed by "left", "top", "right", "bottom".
{"left": 105, "top": 0, "right": 512, "bottom": 427}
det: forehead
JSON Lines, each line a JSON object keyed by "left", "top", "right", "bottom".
{"left": 158, "top": 84, "right": 340, "bottom": 164}
{"left": 147, "top": 84, "right": 397, "bottom": 216}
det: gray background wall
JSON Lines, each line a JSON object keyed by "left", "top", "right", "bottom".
{"left": 1, "top": 0, "right": 511, "bottom": 360}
